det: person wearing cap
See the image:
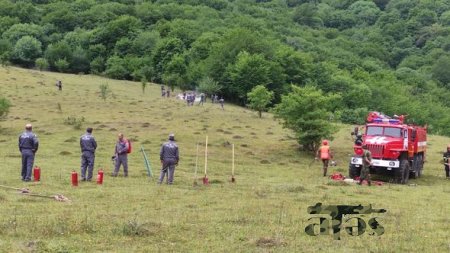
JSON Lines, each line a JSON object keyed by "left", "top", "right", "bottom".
{"left": 18, "top": 124, "right": 39, "bottom": 181}
{"left": 316, "top": 140, "right": 333, "bottom": 177}
{"left": 159, "top": 133, "right": 179, "bottom": 184}
{"left": 354, "top": 133, "right": 363, "bottom": 146}
{"left": 443, "top": 144, "right": 450, "bottom": 179}
{"left": 80, "top": 127, "right": 97, "bottom": 181}
{"left": 359, "top": 144, "right": 372, "bottom": 186}
{"left": 113, "top": 133, "right": 129, "bottom": 177}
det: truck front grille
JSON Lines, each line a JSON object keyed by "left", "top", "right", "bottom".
{"left": 367, "top": 144, "right": 384, "bottom": 157}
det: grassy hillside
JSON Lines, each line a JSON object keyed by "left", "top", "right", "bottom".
{"left": 0, "top": 67, "right": 448, "bottom": 252}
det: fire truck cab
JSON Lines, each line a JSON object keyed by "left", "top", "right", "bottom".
{"left": 349, "top": 112, "right": 427, "bottom": 184}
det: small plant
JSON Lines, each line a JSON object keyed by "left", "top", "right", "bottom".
{"left": 99, "top": 83, "right": 111, "bottom": 101}
{"left": 141, "top": 76, "right": 148, "bottom": 94}
{"left": 63, "top": 116, "right": 85, "bottom": 129}
{"left": 120, "top": 216, "right": 160, "bottom": 237}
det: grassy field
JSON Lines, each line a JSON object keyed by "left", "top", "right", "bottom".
{"left": 0, "top": 66, "right": 448, "bottom": 253}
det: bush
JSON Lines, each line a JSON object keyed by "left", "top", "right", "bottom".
{"left": 0, "top": 97, "right": 11, "bottom": 119}
{"left": 55, "top": 58, "right": 69, "bottom": 73}
{"left": 63, "top": 116, "right": 85, "bottom": 129}
{"left": 35, "top": 58, "right": 49, "bottom": 71}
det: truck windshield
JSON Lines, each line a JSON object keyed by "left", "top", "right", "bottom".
{"left": 384, "top": 127, "right": 402, "bottom": 137}
{"left": 366, "top": 126, "right": 402, "bottom": 137}
{"left": 366, "top": 126, "right": 383, "bottom": 135}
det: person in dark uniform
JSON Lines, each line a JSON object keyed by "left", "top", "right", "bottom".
{"left": 359, "top": 144, "right": 372, "bottom": 186}
{"left": 113, "top": 133, "right": 129, "bottom": 177}
{"left": 18, "top": 124, "right": 39, "bottom": 181}
{"left": 443, "top": 144, "right": 450, "bottom": 179}
{"left": 80, "top": 127, "right": 97, "bottom": 181}
{"left": 159, "top": 133, "right": 179, "bottom": 184}
{"left": 354, "top": 133, "right": 363, "bottom": 146}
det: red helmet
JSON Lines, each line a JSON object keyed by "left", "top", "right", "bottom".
{"left": 322, "top": 140, "right": 328, "bottom": 145}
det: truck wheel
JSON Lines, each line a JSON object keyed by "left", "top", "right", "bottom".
{"left": 396, "top": 159, "right": 410, "bottom": 184}
{"left": 410, "top": 155, "right": 419, "bottom": 179}
{"left": 349, "top": 164, "right": 361, "bottom": 179}
{"left": 417, "top": 154, "right": 423, "bottom": 177}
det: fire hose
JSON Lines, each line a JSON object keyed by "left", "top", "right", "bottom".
{"left": 0, "top": 184, "right": 70, "bottom": 202}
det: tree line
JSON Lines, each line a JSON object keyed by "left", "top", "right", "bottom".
{"left": 1, "top": 0, "right": 450, "bottom": 148}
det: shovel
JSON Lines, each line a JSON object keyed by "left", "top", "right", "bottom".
{"left": 203, "top": 136, "right": 209, "bottom": 185}
{"left": 231, "top": 144, "right": 235, "bottom": 183}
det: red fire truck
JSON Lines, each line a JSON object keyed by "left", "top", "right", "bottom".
{"left": 349, "top": 112, "right": 427, "bottom": 184}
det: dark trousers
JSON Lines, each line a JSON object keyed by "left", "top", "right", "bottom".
{"left": 159, "top": 160, "right": 176, "bottom": 184}
{"left": 81, "top": 151, "right": 95, "bottom": 180}
{"left": 359, "top": 166, "right": 371, "bottom": 185}
{"left": 445, "top": 165, "right": 449, "bottom": 178}
{"left": 21, "top": 149, "right": 35, "bottom": 180}
{"left": 322, "top": 159, "right": 329, "bottom": 176}
{"left": 113, "top": 154, "right": 128, "bottom": 176}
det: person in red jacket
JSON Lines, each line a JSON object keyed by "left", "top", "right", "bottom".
{"left": 316, "top": 140, "right": 333, "bottom": 177}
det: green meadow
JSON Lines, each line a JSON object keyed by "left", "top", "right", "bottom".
{"left": 0, "top": 67, "right": 449, "bottom": 252}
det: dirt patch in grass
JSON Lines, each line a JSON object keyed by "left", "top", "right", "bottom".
{"left": 109, "top": 128, "right": 117, "bottom": 131}
{"left": 266, "top": 131, "right": 274, "bottom": 135}
{"left": 233, "top": 135, "right": 243, "bottom": 139}
{"left": 216, "top": 129, "right": 224, "bottom": 132}
{"left": 255, "top": 237, "right": 286, "bottom": 248}
{"left": 223, "top": 131, "right": 233, "bottom": 135}
{"left": 260, "top": 160, "right": 271, "bottom": 164}
{"left": 59, "top": 151, "right": 72, "bottom": 156}
{"left": 141, "top": 140, "right": 151, "bottom": 144}
{"left": 209, "top": 179, "right": 224, "bottom": 184}
{"left": 240, "top": 144, "right": 248, "bottom": 148}
{"left": 64, "top": 137, "right": 77, "bottom": 142}
{"left": 142, "top": 123, "right": 151, "bottom": 128}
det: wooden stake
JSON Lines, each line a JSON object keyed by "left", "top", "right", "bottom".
{"left": 231, "top": 143, "right": 235, "bottom": 183}
{"left": 194, "top": 143, "right": 199, "bottom": 186}
{"left": 203, "top": 136, "right": 209, "bottom": 185}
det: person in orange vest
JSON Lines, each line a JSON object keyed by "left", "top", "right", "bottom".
{"left": 316, "top": 140, "right": 333, "bottom": 176}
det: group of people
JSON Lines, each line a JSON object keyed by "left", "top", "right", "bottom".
{"left": 18, "top": 124, "right": 180, "bottom": 184}
{"left": 161, "top": 85, "right": 170, "bottom": 98}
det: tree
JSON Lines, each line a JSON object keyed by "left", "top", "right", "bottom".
{"left": 198, "top": 76, "right": 222, "bottom": 96}
{"left": 247, "top": 85, "right": 274, "bottom": 118}
{"left": 35, "top": 58, "right": 49, "bottom": 71}
{"left": 55, "top": 58, "right": 69, "bottom": 73}
{"left": 227, "top": 51, "right": 271, "bottom": 101}
{"left": 99, "top": 83, "right": 111, "bottom": 101}
{"left": 11, "top": 36, "right": 42, "bottom": 67}
{"left": 272, "top": 85, "right": 339, "bottom": 151}
{"left": 431, "top": 55, "right": 450, "bottom": 86}
{"left": 0, "top": 97, "right": 11, "bottom": 119}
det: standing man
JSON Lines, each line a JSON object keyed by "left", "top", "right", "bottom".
{"left": 18, "top": 124, "right": 39, "bottom": 181}
{"left": 359, "top": 144, "right": 372, "bottom": 186}
{"left": 113, "top": 133, "right": 129, "bottom": 177}
{"left": 219, "top": 97, "right": 224, "bottom": 110}
{"left": 159, "top": 133, "right": 179, "bottom": 185}
{"left": 316, "top": 140, "right": 332, "bottom": 177}
{"left": 80, "top": 127, "right": 97, "bottom": 181}
{"left": 56, "top": 80, "right": 62, "bottom": 91}
{"left": 198, "top": 93, "right": 205, "bottom": 106}
{"left": 443, "top": 144, "right": 450, "bottom": 179}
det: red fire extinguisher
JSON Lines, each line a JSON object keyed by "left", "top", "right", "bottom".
{"left": 33, "top": 166, "right": 41, "bottom": 181}
{"left": 97, "top": 169, "right": 104, "bottom": 185}
{"left": 71, "top": 171, "right": 78, "bottom": 186}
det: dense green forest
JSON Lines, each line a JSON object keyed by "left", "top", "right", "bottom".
{"left": 1, "top": 0, "right": 450, "bottom": 135}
